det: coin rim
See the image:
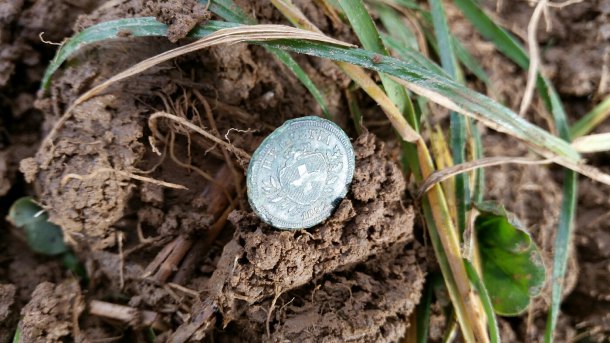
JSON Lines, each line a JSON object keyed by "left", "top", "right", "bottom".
{"left": 246, "top": 116, "right": 355, "bottom": 229}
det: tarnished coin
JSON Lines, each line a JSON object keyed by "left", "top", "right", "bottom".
{"left": 247, "top": 116, "right": 355, "bottom": 229}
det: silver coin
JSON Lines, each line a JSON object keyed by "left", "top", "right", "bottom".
{"left": 247, "top": 116, "right": 355, "bottom": 229}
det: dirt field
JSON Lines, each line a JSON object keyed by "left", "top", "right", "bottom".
{"left": 0, "top": 0, "right": 608, "bottom": 342}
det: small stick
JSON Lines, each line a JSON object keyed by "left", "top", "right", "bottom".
{"left": 89, "top": 300, "right": 169, "bottom": 331}
{"left": 144, "top": 164, "right": 241, "bottom": 283}
{"left": 142, "top": 238, "right": 178, "bottom": 278}
{"left": 172, "top": 204, "right": 235, "bottom": 284}
{"left": 168, "top": 299, "right": 217, "bottom": 343}
{"left": 152, "top": 235, "right": 193, "bottom": 282}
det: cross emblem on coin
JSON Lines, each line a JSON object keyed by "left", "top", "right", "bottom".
{"left": 292, "top": 165, "right": 318, "bottom": 192}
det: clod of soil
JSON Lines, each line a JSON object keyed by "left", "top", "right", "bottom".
{"left": 143, "top": 0, "right": 211, "bottom": 43}
{"left": 210, "top": 133, "right": 415, "bottom": 319}
{"left": 0, "top": 284, "right": 17, "bottom": 343}
{"left": 250, "top": 243, "right": 424, "bottom": 342}
{"left": 20, "top": 94, "right": 147, "bottom": 250}
{"left": 172, "top": 132, "right": 425, "bottom": 342}
{"left": 18, "top": 281, "right": 83, "bottom": 342}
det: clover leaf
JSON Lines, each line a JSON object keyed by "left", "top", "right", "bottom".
{"left": 475, "top": 202, "right": 546, "bottom": 316}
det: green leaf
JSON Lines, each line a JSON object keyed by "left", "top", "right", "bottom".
{"left": 475, "top": 202, "right": 546, "bottom": 316}
{"left": 8, "top": 197, "right": 68, "bottom": 256}
{"left": 8, "top": 196, "right": 43, "bottom": 227}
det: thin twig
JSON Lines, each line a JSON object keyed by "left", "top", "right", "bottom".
{"left": 89, "top": 300, "right": 168, "bottom": 331}
{"left": 142, "top": 238, "right": 178, "bottom": 278}
{"left": 152, "top": 235, "right": 193, "bottom": 282}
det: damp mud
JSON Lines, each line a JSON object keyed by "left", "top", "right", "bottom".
{"left": 1, "top": 0, "right": 609, "bottom": 342}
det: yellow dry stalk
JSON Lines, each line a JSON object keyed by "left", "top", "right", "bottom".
{"left": 416, "top": 139, "right": 489, "bottom": 343}
{"left": 429, "top": 125, "right": 457, "bottom": 221}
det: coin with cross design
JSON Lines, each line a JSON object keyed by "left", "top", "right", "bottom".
{"left": 247, "top": 116, "right": 355, "bottom": 229}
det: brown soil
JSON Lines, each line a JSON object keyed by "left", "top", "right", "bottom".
{"left": 17, "top": 281, "right": 82, "bottom": 342}
{"left": 0, "top": 0, "right": 608, "bottom": 342}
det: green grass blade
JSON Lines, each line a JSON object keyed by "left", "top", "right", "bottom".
{"left": 428, "top": 0, "right": 459, "bottom": 78}
{"left": 429, "top": 0, "right": 469, "bottom": 233}
{"left": 537, "top": 56, "right": 581, "bottom": 343}
{"left": 464, "top": 259, "right": 501, "bottom": 343}
{"left": 337, "top": 0, "right": 419, "bottom": 131}
{"left": 545, "top": 171, "right": 577, "bottom": 342}
{"left": 208, "top": 0, "right": 255, "bottom": 24}
{"left": 472, "top": 124, "right": 485, "bottom": 203}
{"left": 44, "top": 2, "right": 332, "bottom": 119}
{"left": 376, "top": 4, "right": 419, "bottom": 51}
{"left": 382, "top": 34, "right": 447, "bottom": 76}
{"left": 265, "top": 47, "right": 332, "bottom": 118}
{"left": 453, "top": 0, "right": 528, "bottom": 68}
{"left": 393, "top": 0, "right": 422, "bottom": 10}
{"left": 12, "top": 327, "right": 20, "bottom": 343}
{"left": 42, "top": 18, "right": 237, "bottom": 90}
{"left": 570, "top": 95, "right": 610, "bottom": 138}
{"left": 415, "top": 273, "right": 437, "bottom": 343}
{"left": 452, "top": 37, "right": 492, "bottom": 89}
